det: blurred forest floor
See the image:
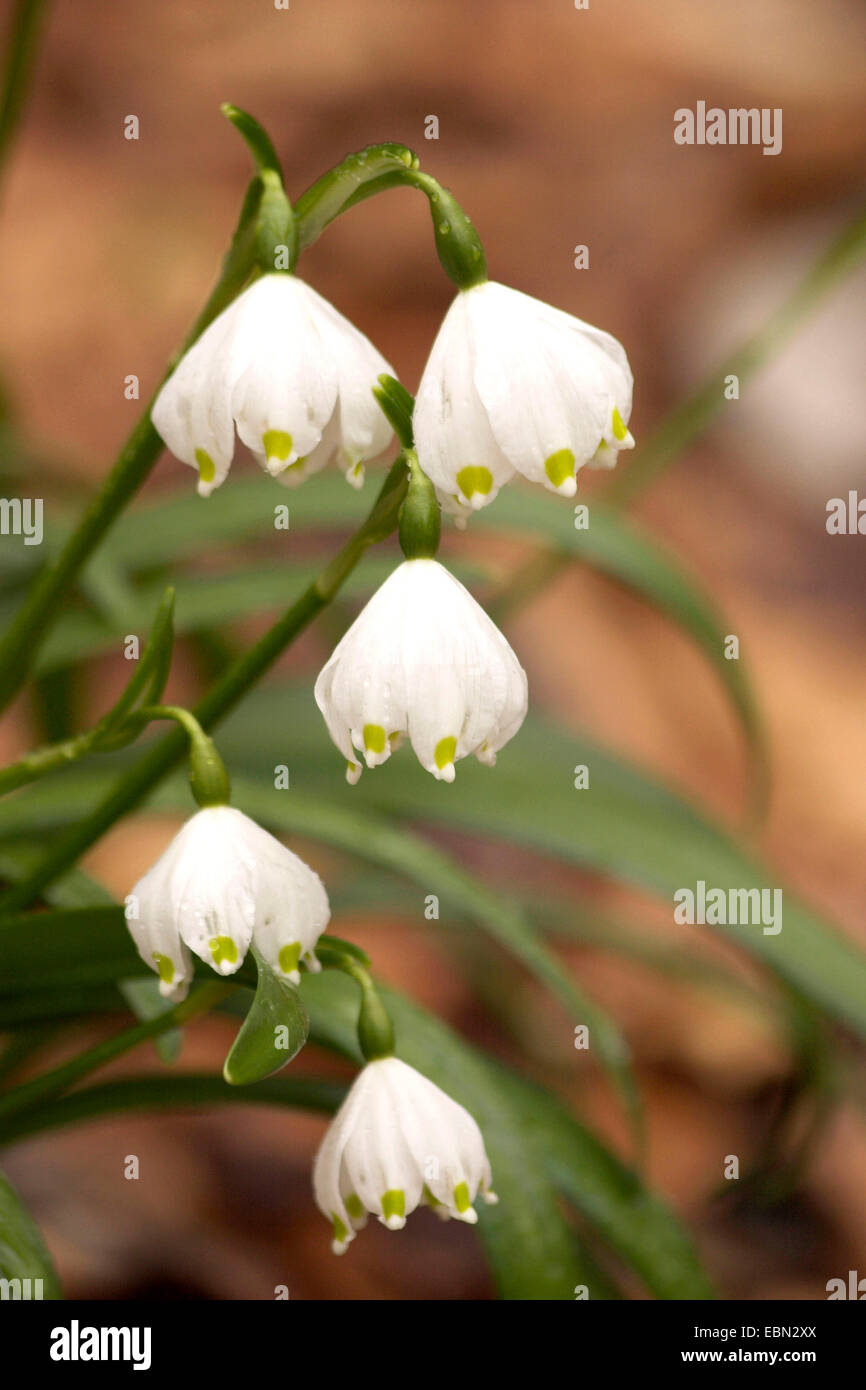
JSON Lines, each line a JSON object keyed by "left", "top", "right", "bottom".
{"left": 1, "top": 0, "right": 865, "bottom": 1298}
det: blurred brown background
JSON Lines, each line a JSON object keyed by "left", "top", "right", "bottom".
{"left": 1, "top": 0, "right": 865, "bottom": 1299}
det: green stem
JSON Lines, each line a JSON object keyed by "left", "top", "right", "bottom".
{"left": 294, "top": 144, "right": 420, "bottom": 250}
{"left": 0, "top": 1022, "right": 60, "bottom": 1087}
{"left": 297, "top": 155, "right": 486, "bottom": 287}
{"left": 606, "top": 204, "right": 866, "bottom": 509}
{"left": 0, "top": 587, "right": 175, "bottom": 793}
{"left": 0, "top": 137, "right": 477, "bottom": 711}
{"left": 0, "top": 981, "right": 229, "bottom": 1126}
{"left": 0, "top": 187, "right": 262, "bottom": 712}
{"left": 398, "top": 450, "right": 440, "bottom": 558}
{"left": 0, "top": 457, "right": 408, "bottom": 913}
{"left": 136, "top": 703, "right": 231, "bottom": 807}
{"left": 0, "top": 727, "right": 97, "bottom": 797}
{"left": 0, "top": 0, "right": 48, "bottom": 186}
{"left": 0, "top": 1072, "right": 344, "bottom": 1146}
{"left": 316, "top": 943, "right": 395, "bottom": 1061}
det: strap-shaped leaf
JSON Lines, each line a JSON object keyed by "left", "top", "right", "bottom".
{"left": 118, "top": 976, "right": 182, "bottom": 1065}
{"left": 74, "top": 469, "right": 764, "bottom": 802}
{"left": 3, "top": 707, "right": 866, "bottom": 1047}
{"left": 0, "top": 924, "right": 715, "bottom": 1297}
{"left": 474, "top": 488, "right": 767, "bottom": 809}
{"left": 0, "top": 1165, "right": 61, "bottom": 1299}
{"left": 301, "top": 970, "right": 709, "bottom": 1299}
{"left": 222, "top": 948, "right": 309, "bottom": 1085}
{"left": 206, "top": 778, "right": 643, "bottom": 1147}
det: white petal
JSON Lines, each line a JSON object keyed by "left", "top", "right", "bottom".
{"left": 151, "top": 303, "right": 240, "bottom": 495}
{"left": 126, "top": 806, "right": 327, "bottom": 984}
{"left": 229, "top": 276, "right": 339, "bottom": 469}
{"left": 314, "top": 559, "right": 527, "bottom": 782}
{"left": 152, "top": 274, "right": 396, "bottom": 495}
{"left": 248, "top": 836, "right": 330, "bottom": 981}
{"left": 164, "top": 808, "right": 257, "bottom": 974}
{"left": 414, "top": 290, "right": 514, "bottom": 511}
{"left": 467, "top": 281, "right": 634, "bottom": 494}
{"left": 125, "top": 870, "right": 193, "bottom": 1003}
{"left": 312, "top": 1058, "right": 495, "bottom": 1249}
{"left": 302, "top": 283, "right": 396, "bottom": 475}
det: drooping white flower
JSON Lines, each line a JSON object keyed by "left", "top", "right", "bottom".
{"left": 151, "top": 273, "right": 395, "bottom": 496}
{"left": 313, "top": 1056, "right": 497, "bottom": 1253}
{"left": 124, "top": 806, "right": 329, "bottom": 1001}
{"left": 314, "top": 557, "right": 528, "bottom": 784}
{"left": 414, "top": 280, "right": 634, "bottom": 511}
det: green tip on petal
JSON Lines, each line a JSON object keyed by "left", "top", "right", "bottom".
{"left": 363, "top": 723, "right": 387, "bottom": 755}
{"left": 195, "top": 448, "right": 216, "bottom": 485}
{"left": 152, "top": 952, "right": 175, "bottom": 985}
{"left": 434, "top": 735, "right": 457, "bottom": 770}
{"left": 262, "top": 429, "right": 293, "bottom": 462}
{"left": 278, "top": 942, "right": 301, "bottom": 976}
{"left": 209, "top": 935, "right": 238, "bottom": 967}
{"left": 331, "top": 1212, "right": 350, "bottom": 1253}
{"left": 456, "top": 465, "right": 493, "bottom": 500}
{"left": 453, "top": 1181, "right": 472, "bottom": 1213}
{"left": 381, "top": 1188, "right": 406, "bottom": 1228}
{"left": 345, "top": 459, "right": 365, "bottom": 490}
{"left": 345, "top": 1194, "right": 365, "bottom": 1223}
{"left": 611, "top": 407, "right": 628, "bottom": 441}
{"left": 544, "top": 448, "right": 576, "bottom": 488}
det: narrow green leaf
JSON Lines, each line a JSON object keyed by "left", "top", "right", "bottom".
{"left": 301, "top": 971, "right": 707, "bottom": 1299}
{"left": 502, "top": 1073, "right": 715, "bottom": 1299}
{"left": 30, "top": 557, "right": 479, "bottom": 676}
{"left": 475, "top": 488, "right": 766, "bottom": 807}
{"left": 93, "top": 586, "right": 176, "bottom": 743}
{"left": 216, "top": 777, "right": 643, "bottom": 1146}
{"left": 219, "top": 687, "right": 866, "bottom": 1040}
{"left": 0, "top": 929, "right": 709, "bottom": 1298}
{"left": 118, "top": 976, "right": 182, "bottom": 1064}
{"left": 86, "top": 467, "right": 762, "bottom": 795}
{"left": 222, "top": 948, "right": 309, "bottom": 1085}
{"left": 605, "top": 204, "right": 866, "bottom": 507}
{"left": 0, "top": 1165, "right": 61, "bottom": 1299}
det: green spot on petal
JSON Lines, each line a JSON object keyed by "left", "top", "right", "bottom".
{"left": 278, "top": 942, "right": 301, "bottom": 976}
{"left": 209, "top": 935, "right": 238, "bottom": 967}
{"left": 454, "top": 1181, "right": 472, "bottom": 1213}
{"left": 456, "top": 465, "right": 493, "bottom": 499}
{"left": 422, "top": 1184, "right": 442, "bottom": 1208}
{"left": 346, "top": 1194, "right": 364, "bottom": 1221}
{"left": 382, "top": 1189, "right": 405, "bottom": 1222}
{"left": 544, "top": 449, "right": 575, "bottom": 488}
{"left": 195, "top": 448, "right": 215, "bottom": 484}
{"left": 435, "top": 736, "right": 457, "bottom": 770}
{"left": 262, "top": 429, "right": 293, "bottom": 462}
{"left": 331, "top": 1212, "right": 349, "bottom": 1245}
{"left": 153, "top": 952, "right": 174, "bottom": 985}
{"left": 611, "top": 407, "right": 628, "bottom": 441}
{"left": 363, "top": 723, "right": 386, "bottom": 754}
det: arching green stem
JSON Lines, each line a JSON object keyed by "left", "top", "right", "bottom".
{"left": 315, "top": 940, "right": 395, "bottom": 1062}
{"left": 0, "top": 457, "right": 409, "bottom": 914}
{"left": 136, "top": 705, "right": 231, "bottom": 808}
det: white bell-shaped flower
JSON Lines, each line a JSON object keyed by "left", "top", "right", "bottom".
{"left": 414, "top": 280, "right": 634, "bottom": 510}
{"left": 124, "top": 806, "right": 329, "bottom": 1001}
{"left": 151, "top": 273, "right": 395, "bottom": 496}
{"left": 314, "top": 558, "right": 528, "bottom": 784}
{"left": 313, "top": 1056, "right": 497, "bottom": 1253}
